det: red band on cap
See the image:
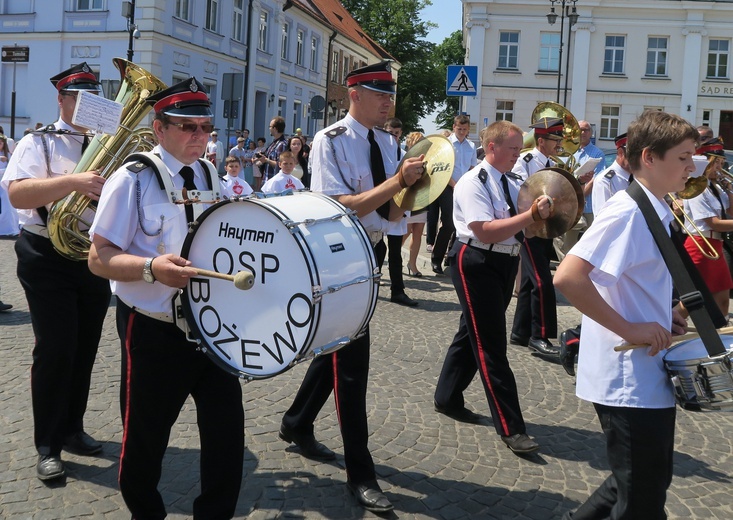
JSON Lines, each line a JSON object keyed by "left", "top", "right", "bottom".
{"left": 56, "top": 72, "right": 98, "bottom": 91}
{"left": 697, "top": 143, "right": 724, "bottom": 155}
{"left": 346, "top": 71, "right": 394, "bottom": 87}
{"left": 153, "top": 91, "right": 209, "bottom": 113}
{"left": 615, "top": 137, "right": 628, "bottom": 149}
{"left": 535, "top": 124, "right": 564, "bottom": 136}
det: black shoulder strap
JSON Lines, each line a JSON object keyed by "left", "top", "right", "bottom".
{"left": 126, "top": 153, "right": 166, "bottom": 189}
{"left": 627, "top": 181, "right": 726, "bottom": 356}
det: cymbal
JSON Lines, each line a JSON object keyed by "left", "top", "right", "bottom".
{"left": 516, "top": 167, "right": 584, "bottom": 239}
{"left": 393, "top": 134, "right": 455, "bottom": 211}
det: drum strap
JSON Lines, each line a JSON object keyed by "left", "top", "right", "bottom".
{"left": 627, "top": 181, "right": 727, "bottom": 356}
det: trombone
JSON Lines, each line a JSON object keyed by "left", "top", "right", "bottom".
{"left": 668, "top": 173, "right": 719, "bottom": 260}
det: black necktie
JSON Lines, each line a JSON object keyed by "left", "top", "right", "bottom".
{"left": 81, "top": 134, "right": 90, "bottom": 155}
{"left": 368, "top": 129, "right": 390, "bottom": 219}
{"left": 545, "top": 159, "right": 551, "bottom": 168}
{"left": 501, "top": 174, "right": 524, "bottom": 242}
{"left": 628, "top": 173, "right": 634, "bottom": 185}
{"left": 179, "top": 166, "right": 196, "bottom": 223}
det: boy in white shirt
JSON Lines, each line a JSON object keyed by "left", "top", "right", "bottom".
{"left": 554, "top": 110, "right": 695, "bottom": 519}
{"left": 261, "top": 151, "right": 304, "bottom": 194}
{"left": 219, "top": 155, "right": 253, "bottom": 198}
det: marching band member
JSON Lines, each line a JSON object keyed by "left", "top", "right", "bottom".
{"left": 2, "top": 63, "right": 111, "bottom": 481}
{"left": 88, "top": 78, "right": 245, "bottom": 519}
{"left": 591, "top": 133, "right": 632, "bottom": 216}
{"left": 278, "top": 61, "right": 424, "bottom": 513}
{"left": 554, "top": 110, "right": 693, "bottom": 520}
{"left": 510, "top": 117, "right": 562, "bottom": 358}
{"left": 680, "top": 138, "right": 733, "bottom": 318}
{"left": 434, "top": 120, "right": 551, "bottom": 454}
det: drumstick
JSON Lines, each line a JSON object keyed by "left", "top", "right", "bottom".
{"left": 192, "top": 268, "right": 254, "bottom": 290}
{"left": 613, "top": 325, "right": 733, "bottom": 352}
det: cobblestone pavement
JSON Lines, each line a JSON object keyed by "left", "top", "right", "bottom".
{"left": 1, "top": 235, "right": 732, "bottom": 519}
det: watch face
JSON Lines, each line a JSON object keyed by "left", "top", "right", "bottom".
{"left": 143, "top": 259, "right": 155, "bottom": 283}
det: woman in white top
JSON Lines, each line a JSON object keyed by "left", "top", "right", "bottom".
{"left": 682, "top": 139, "right": 733, "bottom": 316}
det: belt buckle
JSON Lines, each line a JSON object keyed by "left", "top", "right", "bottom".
{"left": 510, "top": 243, "right": 520, "bottom": 256}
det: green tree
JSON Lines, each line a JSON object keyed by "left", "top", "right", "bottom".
{"left": 341, "top": 0, "right": 443, "bottom": 131}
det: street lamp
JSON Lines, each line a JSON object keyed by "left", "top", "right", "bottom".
{"left": 122, "top": 0, "right": 140, "bottom": 62}
{"left": 547, "top": 0, "right": 579, "bottom": 105}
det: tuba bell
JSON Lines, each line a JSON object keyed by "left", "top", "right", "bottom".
{"left": 521, "top": 101, "right": 581, "bottom": 161}
{"left": 47, "top": 58, "right": 168, "bottom": 261}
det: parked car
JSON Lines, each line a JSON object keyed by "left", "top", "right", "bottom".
{"left": 602, "top": 149, "right": 616, "bottom": 168}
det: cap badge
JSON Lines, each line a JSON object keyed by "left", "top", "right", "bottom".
{"left": 82, "top": 63, "right": 90, "bottom": 73}
{"left": 190, "top": 79, "right": 198, "bottom": 93}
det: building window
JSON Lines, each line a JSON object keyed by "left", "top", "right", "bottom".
{"left": 258, "top": 11, "right": 268, "bottom": 52}
{"left": 296, "top": 30, "right": 305, "bottom": 66}
{"left": 100, "top": 79, "right": 120, "bottom": 101}
{"left": 232, "top": 0, "right": 244, "bottom": 42}
{"left": 331, "top": 51, "right": 339, "bottom": 82}
{"left": 498, "top": 31, "right": 519, "bottom": 70}
{"left": 205, "top": 0, "right": 219, "bottom": 33}
{"left": 496, "top": 100, "right": 514, "bottom": 122}
{"left": 539, "top": 33, "right": 560, "bottom": 72}
{"left": 281, "top": 23, "right": 289, "bottom": 60}
{"left": 310, "top": 37, "right": 318, "bottom": 71}
{"left": 293, "top": 100, "right": 302, "bottom": 133}
{"left": 707, "top": 39, "right": 729, "bottom": 79}
{"left": 76, "top": 0, "right": 104, "bottom": 10}
{"left": 646, "top": 37, "right": 668, "bottom": 76}
{"left": 342, "top": 56, "right": 350, "bottom": 84}
{"left": 604, "top": 35, "right": 626, "bottom": 74}
{"left": 175, "top": 0, "right": 190, "bottom": 21}
{"left": 702, "top": 110, "right": 711, "bottom": 127}
{"left": 278, "top": 97, "right": 286, "bottom": 118}
{"left": 600, "top": 105, "right": 620, "bottom": 139}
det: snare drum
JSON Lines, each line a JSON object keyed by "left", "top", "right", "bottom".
{"left": 179, "top": 191, "right": 379, "bottom": 380}
{"left": 663, "top": 335, "right": 733, "bottom": 410}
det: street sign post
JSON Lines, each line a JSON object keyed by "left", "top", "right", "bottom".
{"left": 446, "top": 65, "right": 478, "bottom": 97}
{"left": 1, "top": 45, "right": 30, "bottom": 139}
{"left": 222, "top": 73, "right": 244, "bottom": 145}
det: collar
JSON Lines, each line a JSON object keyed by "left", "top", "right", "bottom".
{"left": 636, "top": 179, "right": 673, "bottom": 227}
{"left": 611, "top": 161, "right": 633, "bottom": 181}
{"left": 449, "top": 133, "right": 468, "bottom": 145}
{"left": 154, "top": 144, "right": 202, "bottom": 181}
{"left": 343, "top": 113, "right": 370, "bottom": 141}
{"left": 531, "top": 147, "right": 550, "bottom": 164}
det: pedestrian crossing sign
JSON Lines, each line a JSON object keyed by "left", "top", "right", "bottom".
{"left": 446, "top": 65, "right": 478, "bottom": 96}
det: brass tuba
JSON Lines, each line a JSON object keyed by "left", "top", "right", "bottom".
{"left": 521, "top": 101, "right": 581, "bottom": 163}
{"left": 47, "top": 58, "right": 168, "bottom": 260}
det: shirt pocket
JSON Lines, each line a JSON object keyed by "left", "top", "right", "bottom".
{"left": 491, "top": 198, "right": 511, "bottom": 220}
{"left": 142, "top": 202, "right": 186, "bottom": 251}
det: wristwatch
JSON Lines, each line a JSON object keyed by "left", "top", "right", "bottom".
{"left": 142, "top": 257, "right": 156, "bottom": 284}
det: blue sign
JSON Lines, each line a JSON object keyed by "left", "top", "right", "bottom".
{"left": 446, "top": 65, "right": 478, "bottom": 96}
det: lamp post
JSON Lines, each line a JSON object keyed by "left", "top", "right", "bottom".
{"left": 122, "top": 0, "right": 139, "bottom": 62}
{"left": 547, "top": 0, "right": 579, "bottom": 105}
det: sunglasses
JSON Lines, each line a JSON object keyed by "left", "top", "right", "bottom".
{"left": 168, "top": 122, "right": 215, "bottom": 133}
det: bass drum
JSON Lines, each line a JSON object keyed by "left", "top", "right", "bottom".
{"left": 180, "top": 191, "right": 379, "bottom": 380}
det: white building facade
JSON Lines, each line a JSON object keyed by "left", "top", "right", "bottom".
{"left": 0, "top": 0, "right": 391, "bottom": 143}
{"left": 462, "top": 0, "right": 733, "bottom": 146}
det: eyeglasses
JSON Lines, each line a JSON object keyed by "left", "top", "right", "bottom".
{"left": 168, "top": 122, "right": 215, "bottom": 133}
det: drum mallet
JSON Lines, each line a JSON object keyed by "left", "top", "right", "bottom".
{"left": 614, "top": 325, "right": 733, "bottom": 352}
{"left": 192, "top": 268, "right": 254, "bottom": 290}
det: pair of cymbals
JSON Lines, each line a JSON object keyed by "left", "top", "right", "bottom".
{"left": 393, "top": 135, "right": 455, "bottom": 211}
{"left": 517, "top": 167, "right": 584, "bottom": 239}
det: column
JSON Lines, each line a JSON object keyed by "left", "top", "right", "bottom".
{"left": 569, "top": 21, "right": 593, "bottom": 118}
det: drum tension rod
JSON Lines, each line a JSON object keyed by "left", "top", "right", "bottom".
{"left": 283, "top": 214, "right": 346, "bottom": 229}
{"left": 313, "top": 276, "right": 372, "bottom": 300}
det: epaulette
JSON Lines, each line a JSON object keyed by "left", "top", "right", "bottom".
{"left": 505, "top": 172, "right": 522, "bottom": 181}
{"left": 374, "top": 127, "right": 391, "bottom": 135}
{"left": 127, "top": 161, "right": 148, "bottom": 174}
{"left": 604, "top": 169, "right": 617, "bottom": 179}
{"left": 523, "top": 153, "right": 533, "bottom": 164}
{"left": 478, "top": 169, "right": 488, "bottom": 184}
{"left": 326, "top": 126, "right": 347, "bottom": 138}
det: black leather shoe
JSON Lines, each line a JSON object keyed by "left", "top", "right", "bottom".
{"left": 37, "top": 455, "right": 65, "bottom": 480}
{"left": 434, "top": 401, "right": 484, "bottom": 424}
{"left": 509, "top": 333, "right": 529, "bottom": 347}
{"left": 390, "top": 292, "right": 418, "bottom": 307}
{"left": 559, "top": 330, "right": 579, "bottom": 376}
{"left": 501, "top": 433, "right": 540, "bottom": 454}
{"left": 431, "top": 262, "right": 444, "bottom": 275}
{"left": 528, "top": 337, "right": 560, "bottom": 357}
{"left": 347, "top": 480, "right": 393, "bottom": 513}
{"left": 63, "top": 431, "right": 102, "bottom": 456}
{"left": 279, "top": 425, "right": 336, "bottom": 460}
{"left": 0, "top": 301, "right": 12, "bottom": 312}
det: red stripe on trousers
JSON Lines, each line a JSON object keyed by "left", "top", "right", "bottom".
{"left": 118, "top": 313, "right": 136, "bottom": 483}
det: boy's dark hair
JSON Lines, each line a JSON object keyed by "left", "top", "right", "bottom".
{"left": 626, "top": 111, "right": 699, "bottom": 171}
{"left": 385, "top": 117, "right": 402, "bottom": 129}
{"left": 257, "top": 137, "right": 266, "bottom": 145}
{"left": 454, "top": 114, "right": 471, "bottom": 126}
{"left": 224, "top": 155, "right": 241, "bottom": 166}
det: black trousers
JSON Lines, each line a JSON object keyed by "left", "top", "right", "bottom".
{"left": 281, "top": 330, "right": 375, "bottom": 484}
{"left": 374, "top": 234, "right": 406, "bottom": 295}
{"left": 15, "top": 231, "right": 111, "bottom": 456}
{"left": 570, "top": 404, "right": 676, "bottom": 520}
{"left": 430, "top": 186, "right": 455, "bottom": 265}
{"left": 512, "top": 236, "right": 557, "bottom": 340}
{"left": 116, "top": 302, "right": 244, "bottom": 520}
{"left": 434, "top": 242, "right": 526, "bottom": 437}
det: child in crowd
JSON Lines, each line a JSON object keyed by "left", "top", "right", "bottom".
{"left": 261, "top": 151, "right": 304, "bottom": 194}
{"left": 252, "top": 137, "right": 267, "bottom": 191}
{"left": 219, "top": 155, "right": 253, "bottom": 198}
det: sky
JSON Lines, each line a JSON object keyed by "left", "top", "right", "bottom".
{"left": 417, "top": 0, "right": 465, "bottom": 134}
